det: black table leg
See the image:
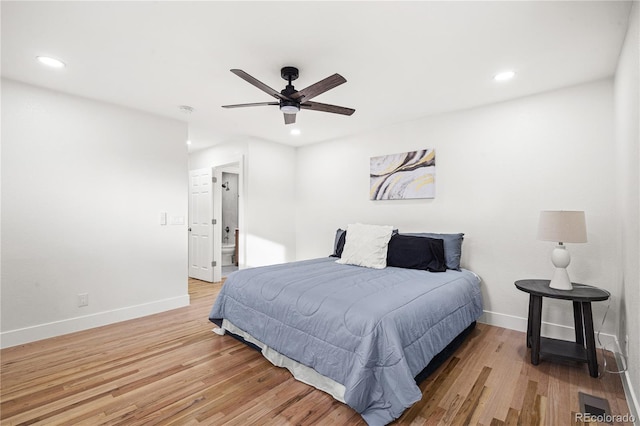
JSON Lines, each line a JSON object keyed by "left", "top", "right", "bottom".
{"left": 530, "top": 295, "right": 542, "bottom": 365}
{"left": 582, "top": 302, "right": 598, "bottom": 377}
{"left": 573, "top": 301, "right": 584, "bottom": 346}
{"left": 527, "top": 296, "right": 534, "bottom": 348}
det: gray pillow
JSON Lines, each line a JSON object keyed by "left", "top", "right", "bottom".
{"left": 402, "top": 232, "right": 464, "bottom": 270}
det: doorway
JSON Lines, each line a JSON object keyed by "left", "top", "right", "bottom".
{"left": 188, "top": 155, "right": 244, "bottom": 283}
{"left": 219, "top": 168, "right": 239, "bottom": 277}
{"left": 212, "top": 157, "right": 244, "bottom": 282}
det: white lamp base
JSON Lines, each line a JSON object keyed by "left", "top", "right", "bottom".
{"left": 548, "top": 244, "right": 573, "bottom": 290}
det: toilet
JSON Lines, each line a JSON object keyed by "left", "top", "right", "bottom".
{"left": 221, "top": 244, "right": 235, "bottom": 266}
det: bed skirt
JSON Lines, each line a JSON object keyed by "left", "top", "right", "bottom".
{"left": 211, "top": 318, "right": 476, "bottom": 391}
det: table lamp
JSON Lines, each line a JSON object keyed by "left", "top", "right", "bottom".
{"left": 537, "top": 210, "right": 587, "bottom": 290}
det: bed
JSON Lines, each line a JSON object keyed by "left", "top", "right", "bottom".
{"left": 209, "top": 230, "right": 483, "bottom": 425}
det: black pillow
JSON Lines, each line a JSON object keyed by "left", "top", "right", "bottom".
{"left": 386, "top": 234, "right": 446, "bottom": 272}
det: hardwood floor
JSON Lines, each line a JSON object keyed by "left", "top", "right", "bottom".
{"left": 1, "top": 278, "right": 632, "bottom": 425}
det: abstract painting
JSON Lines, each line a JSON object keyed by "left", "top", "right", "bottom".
{"left": 370, "top": 149, "right": 436, "bottom": 200}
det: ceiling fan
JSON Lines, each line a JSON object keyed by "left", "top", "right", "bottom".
{"left": 222, "top": 67, "right": 355, "bottom": 125}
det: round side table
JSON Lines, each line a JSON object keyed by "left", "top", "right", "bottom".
{"left": 515, "top": 279, "right": 610, "bottom": 378}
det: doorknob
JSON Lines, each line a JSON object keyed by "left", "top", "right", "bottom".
{"left": 188, "top": 228, "right": 192, "bottom": 232}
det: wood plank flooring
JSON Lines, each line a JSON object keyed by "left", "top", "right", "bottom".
{"left": 1, "top": 278, "right": 633, "bottom": 425}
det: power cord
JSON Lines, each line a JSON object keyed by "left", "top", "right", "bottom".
{"left": 596, "top": 298, "right": 628, "bottom": 378}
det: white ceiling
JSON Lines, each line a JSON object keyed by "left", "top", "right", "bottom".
{"left": 1, "top": 1, "right": 632, "bottom": 152}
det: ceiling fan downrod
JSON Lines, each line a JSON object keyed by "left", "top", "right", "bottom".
{"left": 280, "top": 66, "right": 300, "bottom": 113}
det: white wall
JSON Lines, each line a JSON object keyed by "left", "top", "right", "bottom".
{"left": 245, "top": 140, "right": 297, "bottom": 267}
{"left": 296, "top": 79, "right": 618, "bottom": 341}
{"left": 189, "top": 138, "right": 296, "bottom": 268}
{"left": 1, "top": 79, "right": 189, "bottom": 348}
{"left": 614, "top": 0, "right": 640, "bottom": 416}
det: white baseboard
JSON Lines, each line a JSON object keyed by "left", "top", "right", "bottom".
{"left": 0, "top": 295, "right": 189, "bottom": 349}
{"left": 479, "top": 309, "right": 618, "bottom": 350}
{"left": 616, "top": 351, "right": 640, "bottom": 425}
{"left": 481, "top": 310, "right": 639, "bottom": 423}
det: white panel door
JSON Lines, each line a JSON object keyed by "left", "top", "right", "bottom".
{"left": 188, "top": 168, "right": 214, "bottom": 282}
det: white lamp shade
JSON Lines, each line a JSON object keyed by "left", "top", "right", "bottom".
{"left": 537, "top": 211, "right": 587, "bottom": 243}
{"left": 538, "top": 210, "right": 587, "bottom": 290}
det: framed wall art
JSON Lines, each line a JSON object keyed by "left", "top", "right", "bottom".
{"left": 370, "top": 149, "right": 436, "bottom": 200}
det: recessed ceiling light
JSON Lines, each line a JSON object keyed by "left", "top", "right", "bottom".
{"left": 186, "top": 140, "right": 192, "bottom": 145}
{"left": 290, "top": 128, "right": 301, "bottom": 136}
{"left": 36, "top": 56, "right": 66, "bottom": 68}
{"left": 494, "top": 70, "right": 516, "bottom": 81}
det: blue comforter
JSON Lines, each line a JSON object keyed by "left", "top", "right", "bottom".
{"left": 209, "top": 257, "right": 483, "bottom": 425}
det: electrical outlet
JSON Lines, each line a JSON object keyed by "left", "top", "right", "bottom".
{"left": 625, "top": 334, "right": 629, "bottom": 355}
{"left": 78, "top": 293, "right": 89, "bottom": 307}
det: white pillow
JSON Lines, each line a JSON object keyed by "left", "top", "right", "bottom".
{"left": 336, "top": 223, "right": 394, "bottom": 269}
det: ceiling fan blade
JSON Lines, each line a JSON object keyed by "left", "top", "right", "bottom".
{"left": 301, "top": 101, "right": 355, "bottom": 116}
{"left": 290, "top": 74, "right": 347, "bottom": 102}
{"left": 222, "top": 102, "right": 279, "bottom": 109}
{"left": 284, "top": 113, "right": 296, "bottom": 125}
{"left": 230, "top": 69, "right": 291, "bottom": 101}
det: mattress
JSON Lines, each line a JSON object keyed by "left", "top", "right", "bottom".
{"left": 209, "top": 257, "right": 483, "bottom": 425}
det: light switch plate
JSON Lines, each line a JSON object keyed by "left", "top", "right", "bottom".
{"left": 159, "top": 212, "right": 167, "bottom": 225}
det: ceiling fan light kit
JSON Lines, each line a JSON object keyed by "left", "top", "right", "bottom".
{"left": 280, "top": 100, "right": 300, "bottom": 114}
{"left": 222, "top": 66, "right": 355, "bottom": 125}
